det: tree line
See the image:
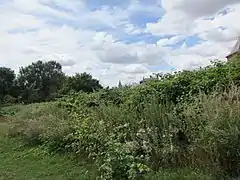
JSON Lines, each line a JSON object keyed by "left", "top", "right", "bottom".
{"left": 0, "top": 60, "right": 103, "bottom": 104}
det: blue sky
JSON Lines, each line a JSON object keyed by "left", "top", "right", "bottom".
{"left": 0, "top": 0, "right": 239, "bottom": 86}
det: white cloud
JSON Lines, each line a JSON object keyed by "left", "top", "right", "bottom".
{"left": 147, "top": 11, "right": 192, "bottom": 36}
{"left": 127, "top": 0, "right": 162, "bottom": 16}
{"left": 40, "top": 54, "right": 76, "bottom": 67}
{"left": 41, "top": 0, "right": 86, "bottom": 13}
{"left": 10, "top": 0, "right": 75, "bottom": 20}
{"left": 157, "top": 35, "right": 185, "bottom": 46}
{"left": 148, "top": 0, "right": 240, "bottom": 36}
{"left": 108, "top": 64, "right": 149, "bottom": 75}
{"left": 0, "top": 0, "right": 240, "bottom": 87}
{"left": 124, "top": 23, "right": 145, "bottom": 35}
{"left": 166, "top": 54, "right": 211, "bottom": 71}
{"left": 147, "top": 0, "right": 240, "bottom": 71}
{"left": 198, "top": 27, "right": 239, "bottom": 43}
{"left": 98, "top": 42, "right": 167, "bottom": 65}
{"left": 161, "top": 0, "right": 239, "bottom": 18}
{"left": 0, "top": 0, "right": 169, "bottom": 86}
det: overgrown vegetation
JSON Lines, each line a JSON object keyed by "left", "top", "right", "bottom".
{"left": 2, "top": 55, "right": 240, "bottom": 179}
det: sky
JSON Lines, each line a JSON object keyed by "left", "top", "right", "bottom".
{"left": 0, "top": 0, "right": 240, "bottom": 86}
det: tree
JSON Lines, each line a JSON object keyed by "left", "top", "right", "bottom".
{"left": 63, "top": 72, "right": 103, "bottom": 93}
{"left": 0, "top": 67, "right": 16, "bottom": 102}
{"left": 17, "top": 60, "right": 65, "bottom": 103}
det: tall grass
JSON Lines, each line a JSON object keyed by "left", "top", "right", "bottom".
{"left": 8, "top": 102, "right": 74, "bottom": 151}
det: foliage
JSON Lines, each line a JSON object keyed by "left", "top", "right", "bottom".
{"left": 1, "top": 60, "right": 103, "bottom": 105}
{"left": 126, "top": 60, "right": 236, "bottom": 107}
{"left": 16, "top": 60, "right": 65, "bottom": 103}
{"left": 6, "top": 56, "right": 240, "bottom": 179}
{"left": 61, "top": 72, "right": 103, "bottom": 94}
{"left": 0, "top": 67, "right": 15, "bottom": 102}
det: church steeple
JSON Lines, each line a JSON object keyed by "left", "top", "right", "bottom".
{"left": 226, "top": 36, "right": 240, "bottom": 60}
{"left": 118, "top": 80, "right": 123, "bottom": 88}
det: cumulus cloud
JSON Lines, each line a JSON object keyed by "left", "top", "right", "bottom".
{"left": 157, "top": 35, "right": 185, "bottom": 46}
{"left": 148, "top": 0, "right": 240, "bottom": 36}
{"left": 161, "top": 0, "right": 239, "bottom": 18}
{"left": 0, "top": 0, "right": 240, "bottom": 86}
{"left": 98, "top": 42, "right": 168, "bottom": 65}
{"left": 147, "top": 0, "right": 240, "bottom": 70}
{"left": 39, "top": 54, "right": 76, "bottom": 67}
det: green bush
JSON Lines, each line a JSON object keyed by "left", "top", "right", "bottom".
{"left": 124, "top": 60, "right": 237, "bottom": 107}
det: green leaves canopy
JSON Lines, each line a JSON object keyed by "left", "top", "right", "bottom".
{"left": 17, "top": 60, "right": 64, "bottom": 103}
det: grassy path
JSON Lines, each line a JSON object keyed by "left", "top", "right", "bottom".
{"left": 0, "top": 121, "right": 96, "bottom": 180}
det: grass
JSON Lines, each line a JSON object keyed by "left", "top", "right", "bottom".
{"left": 0, "top": 121, "right": 97, "bottom": 180}
{"left": 0, "top": 103, "right": 46, "bottom": 117}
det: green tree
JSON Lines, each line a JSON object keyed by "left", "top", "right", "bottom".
{"left": 63, "top": 72, "right": 103, "bottom": 93}
{"left": 0, "top": 67, "right": 16, "bottom": 102}
{"left": 17, "top": 60, "right": 65, "bottom": 103}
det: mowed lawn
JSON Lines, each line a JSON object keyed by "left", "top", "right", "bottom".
{"left": 0, "top": 119, "right": 96, "bottom": 180}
